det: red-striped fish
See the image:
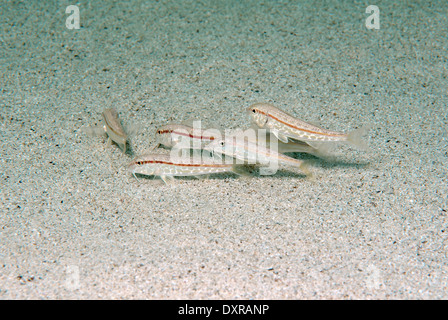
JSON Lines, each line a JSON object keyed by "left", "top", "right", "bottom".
{"left": 247, "top": 102, "right": 369, "bottom": 149}
{"left": 129, "top": 153, "right": 243, "bottom": 184}
{"left": 204, "top": 136, "right": 309, "bottom": 176}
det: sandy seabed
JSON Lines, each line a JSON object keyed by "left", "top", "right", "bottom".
{"left": 1, "top": 0, "right": 447, "bottom": 299}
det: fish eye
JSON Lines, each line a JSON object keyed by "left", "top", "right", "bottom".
{"left": 252, "top": 109, "right": 256, "bottom": 113}
{"left": 137, "top": 161, "right": 142, "bottom": 165}
{"left": 220, "top": 141, "right": 225, "bottom": 146}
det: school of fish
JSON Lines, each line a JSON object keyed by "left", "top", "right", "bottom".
{"left": 84, "top": 103, "right": 369, "bottom": 184}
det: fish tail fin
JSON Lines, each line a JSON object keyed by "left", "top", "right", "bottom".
{"left": 298, "top": 160, "right": 313, "bottom": 178}
{"left": 123, "top": 122, "right": 143, "bottom": 137}
{"left": 81, "top": 124, "right": 106, "bottom": 137}
{"left": 347, "top": 125, "right": 372, "bottom": 150}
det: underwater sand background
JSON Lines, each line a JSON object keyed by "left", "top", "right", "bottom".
{"left": 1, "top": 0, "right": 447, "bottom": 299}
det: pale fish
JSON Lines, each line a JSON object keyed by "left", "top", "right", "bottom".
{"left": 247, "top": 102, "right": 369, "bottom": 149}
{"left": 205, "top": 135, "right": 309, "bottom": 176}
{"left": 128, "top": 153, "right": 244, "bottom": 184}
{"left": 81, "top": 108, "right": 128, "bottom": 153}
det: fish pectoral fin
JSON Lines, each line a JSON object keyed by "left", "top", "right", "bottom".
{"left": 210, "top": 151, "right": 223, "bottom": 161}
{"left": 131, "top": 171, "right": 141, "bottom": 182}
{"left": 272, "top": 130, "right": 289, "bottom": 143}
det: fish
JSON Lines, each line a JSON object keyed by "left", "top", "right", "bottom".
{"left": 128, "top": 153, "right": 244, "bottom": 184}
{"left": 247, "top": 102, "right": 369, "bottom": 149}
{"left": 204, "top": 135, "right": 309, "bottom": 176}
{"left": 81, "top": 108, "right": 128, "bottom": 153}
{"left": 101, "top": 108, "right": 128, "bottom": 152}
